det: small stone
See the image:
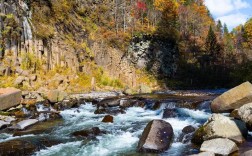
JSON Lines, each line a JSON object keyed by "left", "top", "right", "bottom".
{"left": 102, "top": 115, "right": 113, "bottom": 123}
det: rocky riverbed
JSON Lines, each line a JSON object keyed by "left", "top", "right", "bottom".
{"left": 0, "top": 83, "right": 252, "bottom": 156}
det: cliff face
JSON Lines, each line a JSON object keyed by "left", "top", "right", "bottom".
{"left": 0, "top": 0, "right": 178, "bottom": 91}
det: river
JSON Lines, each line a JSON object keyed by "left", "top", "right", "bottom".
{"left": 0, "top": 90, "right": 220, "bottom": 156}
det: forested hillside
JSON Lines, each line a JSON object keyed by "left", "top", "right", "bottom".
{"left": 0, "top": 0, "right": 252, "bottom": 91}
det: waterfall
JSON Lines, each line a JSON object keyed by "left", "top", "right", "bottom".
{"left": 20, "top": 1, "right": 32, "bottom": 41}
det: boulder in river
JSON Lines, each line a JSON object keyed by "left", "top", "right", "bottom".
{"left": 102, "top": 115, "right": 113, "bottom": 123}
{"left": 162, "top": 108, "right": 177, "bottom": 118}
{"left": 0, "top": 139, "right": 37, "bottom": 156}
{"left": 238, "top": 103, "right": 252, "bottom": 130}
{"left": 0, "top": 88, "right": 22, "bottom": 111}
{"left": 200, "top": 138, "right": 238, "bottom": 155}
{"left": 72, "top": 127, "right": 103, "bottom": 138}
{"left": 98, "top": 97, "right": 121, "bottom": 107}
{"left": 178, "top": 125, "right": 195, "bottom": 143}
{"left": 9, "top": 119, "right": 39, "bottom": 130}
{"left": 211, "top": 81, "right": 252, "bottom": 113}
{"left": 192, "top": 114, "right": 247, "bottom": 144}
{"left": 137, "top": 119, "right": 174, "bottom": 153}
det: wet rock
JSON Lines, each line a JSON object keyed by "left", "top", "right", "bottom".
{"left": 200, "top": 138, "right": 238, "bottom": 155}
{"left": 34, "top": 111, "right": 62, "bottom": 121}
{"left": 119, "top": 99, "right": 134, "bottom": 108}
{"left": 0, "top": 120, "right": 9, "bottom": 129}
{"left": 137, "top": 119, "right": 174, "bottom": 153}
{"left": 61, "top": 98, "right": 78, "bottom": 109}
{"left": 182, "top": 125, "right": 196, "bottom": 134}
{"left": 94, "top": 107, "right": 125, "bottom": 115}
{"left": 46, "top": 90, "right": 68, "bottom": 103}
{"left": 0, "top": 88, "right": 22, "bottom": 110}
{"left": 120, "top": 98, "right": 146, "bottom": 108}
{"left": 178, "top": 125, "right": 195, "bottom": 143}
{"left": 98, "top": 98, "right": 120, "bottom": 107}
{"left": 94, "top": 108, "right": 107, "bottom": 114}
{"left": 238, "top": 103, "right": 252, "bottom": 130}
{"left": 152, "top": 101, "right": 162, "bottom": 110}
{"left": 72, "top": 127, "right": 103, "bottom": 138}
{"left": 102, "top": 115, "right": 113, "bottom": 123}
{"left": 230, "top": 109, "right": 241, "bottom": 119}
{"left": 139, "top": 84, "right": 152, "bottom": 94}
{"left": 211, "top": 82, "right": 252, "bottom": 113}
{"left": 192, "top": 125, "right": 207, "bottom": 145}
{"left": 13, "top": 119, "right": 63, "bottom": 136}
{"left": 162, "top": 109, "right": 176, "bottom": 118}
{"left": 0, "top": 140, "right": 37, "bottom": 156}
{"left": 9, "top": 119, "right": 39, "bottom": 130}
{"left": 192, "top": 114, "right": 247, "bottom": 144}
{"left": 190, "top": 152, "right": 215, "bottom": 156}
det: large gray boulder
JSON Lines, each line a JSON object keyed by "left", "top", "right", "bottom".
{"left": 0, "top": 88, "right": 22, "bottom": 110}
{"left": 200, "top": 138, "right": 238, "bottom": 155}
{"left": 238, "top": 103, "right": 252, "bottom": 130}
{"left": 137, "top": 120, "right": 173, "bottom": 153}
{"left": 192, "top": 114, "right": 247, "bottom": 144}
{"left": 211, "top": 82, "right": 252, "bottom": 113}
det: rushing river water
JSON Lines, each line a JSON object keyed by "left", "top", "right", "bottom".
{"left": 0, "top": 91, "right": 216, "bottom": 156}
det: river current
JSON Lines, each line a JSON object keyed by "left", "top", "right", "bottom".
{"left": 0, "top": 91, "right": 215, "bottom": 156}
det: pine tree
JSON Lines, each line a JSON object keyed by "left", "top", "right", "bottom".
{"left": 205, "top": 26, "right": 221, "bottom": 62}
{"left": 216, "top": 20, "right": 223, "bottom": 36}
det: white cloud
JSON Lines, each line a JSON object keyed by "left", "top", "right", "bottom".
{"left": 217, "top": 13, "right": 249, "bottom": 30}
{"left": 205, "top": 0, "right": 250, "bottom": 16}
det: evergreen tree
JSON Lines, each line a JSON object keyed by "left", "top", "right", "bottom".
{"left": 205, "top": 26, "right": 221, "bottom": 62}
{"left": 216, "top": 20, "right": 223, "bottom": 36}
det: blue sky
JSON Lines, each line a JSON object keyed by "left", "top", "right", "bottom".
{"left": 205, "top": 0, "right": 252, "bottom": 31}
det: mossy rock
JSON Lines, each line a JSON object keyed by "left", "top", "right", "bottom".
{"left": 191, "top": 125, "right": 207, "bottom": 145}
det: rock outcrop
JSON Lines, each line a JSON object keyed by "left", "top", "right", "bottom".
{"left": 200, "top": 138, "right": 238, "bottom": 155}
{"left": 137, "top": 120, "right": 173, "bottom": 153}
{"left": 211, "top": 82, "right": 252, "bottom": 113}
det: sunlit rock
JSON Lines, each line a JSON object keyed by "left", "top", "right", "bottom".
{"left": 211, "top": 82, "right": 252, "bottom": 113}
{"left": 200, "top": 138, "right": 238, "bottom": 155}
